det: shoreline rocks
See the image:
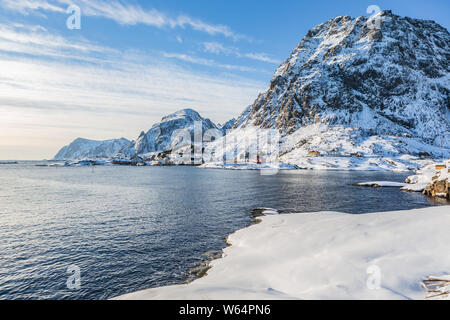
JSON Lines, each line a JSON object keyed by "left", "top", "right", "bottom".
{"left": 404, "top": 161, "right": 449, "bottom": 199}
{"left": 423, "top": 177, "right": 449, "bottom": 199}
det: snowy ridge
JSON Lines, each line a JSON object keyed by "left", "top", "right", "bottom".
{"left": 218, "top": 118, "right": 237, "bottom": 135}
{"left": 53, "top": 137, "right": 130, "bottom": 160}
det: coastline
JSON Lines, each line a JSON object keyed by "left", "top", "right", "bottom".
{"left": 31, "top": 156, "right": 446, "bottom": 174}
{"left": 114, "top": 206, "right": 450, "bottom": 300}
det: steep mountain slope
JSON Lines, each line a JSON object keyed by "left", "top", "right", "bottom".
{"left": 218, "top": 118, "right": 236, "bottom": 134}
{"left": 116, "top": 108, "right": 219, "bottom": 159}
{"left": 53, "top": 137, "right": 130, "bottom": 160}
{"left": 235, "top": 10, "right": 448, "bottom": 145}
{"left": 210, "top": 10, "right": 449, "bottom": 170}
{"left": 52, "top": 11, "right": 449, "bottom": 170}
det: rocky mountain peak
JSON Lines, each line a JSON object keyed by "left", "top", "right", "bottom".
{"left": 116, "top": 108, "right": 219, "bottom": 159}
{"left": 161, "top": 108, "right": 203, "bottom": 122}
{"left": 234, "top": 11, "right": 449, "bottom": 148}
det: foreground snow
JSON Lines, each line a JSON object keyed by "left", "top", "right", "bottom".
{"left": 115, "top": 206, "right": 450, "bottom": 300}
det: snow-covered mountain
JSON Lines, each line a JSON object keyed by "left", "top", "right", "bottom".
{"left": 235, "top": 10, "right": 449, "bottom": 141}
{"left": 53, "top": 138, "right": 130, "bottom": 160}
{"left": 207, "top": 10, "right": 449, "bottom": 170}
{"left": 52, "top": 11, "right": 449, "bottom": 170}
{"left": 218, "top": 118, "right": 236, "bottom": 134}
{"left": 116, "top": 108, "right": 219, "bottom": 159}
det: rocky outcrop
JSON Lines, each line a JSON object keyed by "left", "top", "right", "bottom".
{"left": 423, "top": 177, "right": 449, "bottom": 199}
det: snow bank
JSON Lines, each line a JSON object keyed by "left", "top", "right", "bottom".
{"left": 115, "top": 206, "right": 450, "bottom": 300}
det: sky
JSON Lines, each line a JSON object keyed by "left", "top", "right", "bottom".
{"left": 0, "top": 0, "right": 449, "bottom": 160}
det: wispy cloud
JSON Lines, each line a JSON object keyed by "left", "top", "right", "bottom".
{"left": 203, "top": 42, "right": 237, "bottom": 55}
{"left": 203, "top": 41, "right": 281, "bottom": 64}
{"left": 242, "top": 52, "right": 281, "bottom": 64}
{"left": 162, "top": 52, "right": 262, "bottom": 73}
{"left": 0, "top": 23, "right": 265, "bottom": 159}
{"left": 11, "top": 23, "right": 48, "bottom": 32}
{"left": 0, "top": 23, "right": 111, "bottom": 55}
{"left": 0, "top": 23, "right": 118, "bottom": 67}
{"left": 1, "top": 0, "right": 65, "bottom": 15}
{"left": 1, "top": 0, "right": 250, "bottom": 41}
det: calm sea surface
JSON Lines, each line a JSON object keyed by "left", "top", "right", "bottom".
{"left": 0, "top": 162, "right": 443, "bottom": 299}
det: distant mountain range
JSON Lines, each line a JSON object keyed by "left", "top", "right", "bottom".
{"left": 54, "top": 109, "right": 231, "bottom": 161}
{"left": 54, "top": 137, "right": 130, "bottom": 160}
{"left": 53, "top": 11, "right": 449, "bottom": 170}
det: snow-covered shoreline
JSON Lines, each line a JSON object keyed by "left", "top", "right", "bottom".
{"left": 40, "top": 156, "right": 440, "bottom": 171}
{"left": 114, "top": 206, "right": 450, "bottom": 300}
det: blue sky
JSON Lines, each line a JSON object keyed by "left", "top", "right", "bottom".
{"left": 0, "top": 0, "right": 449, "bottom": 159}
